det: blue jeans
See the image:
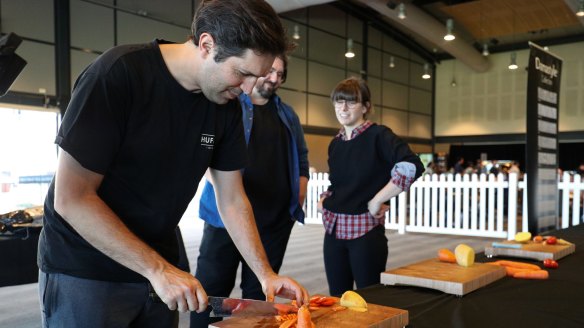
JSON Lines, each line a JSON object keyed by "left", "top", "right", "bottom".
{"left": 38, "top": 270, "right": 178, "bottom": 328}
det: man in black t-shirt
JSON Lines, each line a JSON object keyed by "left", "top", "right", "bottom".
{"left": 37, "top": 1, "right": 308, "bottom": 327}
{"left": 191, "top": 55, "right": 309, "bottom": 327}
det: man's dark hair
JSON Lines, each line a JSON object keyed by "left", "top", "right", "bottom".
{"left": 191, "top": 0, "right": 288, "bottom": 63}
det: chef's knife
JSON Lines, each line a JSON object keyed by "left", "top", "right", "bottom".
{"left": 208, "top": 296, "right": 297, "bottom": 317}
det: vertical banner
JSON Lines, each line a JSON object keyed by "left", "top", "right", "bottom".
{"left": 526, "top": 42, "right": 562, "bottom": 233}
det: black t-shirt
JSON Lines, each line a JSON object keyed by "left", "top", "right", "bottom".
{"left": 38, "top": 40, "right": 247, "bottom": 282}
{"left": 323, "top": 124, "right": 420, "bottom": 214}
{"left": 243, "top": 100, "right": 291, "bottom": 231}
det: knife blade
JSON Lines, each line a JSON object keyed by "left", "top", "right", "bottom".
{"left": 208, "top": 296, "right": 298, "bottom": 317}
{"left": 491, "top": 242, "right": 523, "bottom": 249}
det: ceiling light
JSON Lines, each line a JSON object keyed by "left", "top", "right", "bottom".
{"left": 422, "top": 63, "right": 431, "bottom": 79}
{"left": 444, "top": 19, "right": 455, "bottom": 41}
{"left": 451, "top": 78, "right": 457, "bottom": 87}
{"left": 508, "top": 52, "right": 518, "bottom": 70}
{"left": 345, "top": 38, "right": 355, "bottom": 58}
{"left": 292, "top": 25, "right": 300, "bottom": 40}
{"left": 389, "top": 56, "right": 395, "bottom": 68}
{"left": 397, "top": 3, "right": 406, "bottom": 19}
{"left": 482, "top": 43, "right": 489, "bottom": 56}
{"left": 577, "top": 0, "right": 584, "bottom": 16}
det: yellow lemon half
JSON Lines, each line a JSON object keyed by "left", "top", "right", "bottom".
{"left": 340, "top": 291, "right": 368, "bottom": 311}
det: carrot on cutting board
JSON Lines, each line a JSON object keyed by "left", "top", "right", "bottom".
{"left": 513, "top": 270, "right": 549, "bottom": 280}
{"left": 278, "top": 317, "right": 297, "bottom": 328}
{"left": 495, "top": 260, "right": 541, "bottom": 271}
{"left": 438, "top": 248, "right": 456, "bottom": 263}
{"left": 297, "top": 305, "right": 315, "bottom": 328}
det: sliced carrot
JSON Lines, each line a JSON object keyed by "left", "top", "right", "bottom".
{"left": 437, "top": 249, "right": 456, "bottom": 263}
{"left": 309, "top": 295, "right": 322, "bottom": 304}
{"left": 318, "top": 298, "right": 337, "bottom": 307}
{"left": 278, "top": 317, "right": 297, "bottom": 328}
{"left": 495, "top": 260, "right": 541, "bottom": 271}
{"left": 276, "top": 314, "right": 297, "bottom": 322}
{"left": 484, "top": 262, "right": 500, "bottom": 266}
{"left": 513, "top": 270, "right": 549, "bottom": 280}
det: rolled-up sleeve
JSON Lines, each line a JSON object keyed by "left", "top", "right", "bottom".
{"left": 390, "top": 162, "right": 417, "bottom": 192}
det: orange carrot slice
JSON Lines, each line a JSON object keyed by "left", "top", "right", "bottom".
{"left": 278, "top": 317, "right": 297, "bottom": 328}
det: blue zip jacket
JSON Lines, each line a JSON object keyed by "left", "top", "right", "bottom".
{"left": 198, "top": 93, "right": 309, "bottom": 227}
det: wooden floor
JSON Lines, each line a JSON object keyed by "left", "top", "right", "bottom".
{"left": 0, "top": 207, "right": 497, "bottom": 328}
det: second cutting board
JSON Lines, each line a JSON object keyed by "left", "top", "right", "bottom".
{"left": 380, "top": 258, "right": 506, "bottom": 296}
{"left": 484, "top": 240, "right": 575, "bottom": 261}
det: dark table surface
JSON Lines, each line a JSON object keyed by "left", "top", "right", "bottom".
{"left": 0, "top": 226, "right": 41, "bottom": 287}
{"left": 359, "top": 224, "right": 584, "bottom": 328}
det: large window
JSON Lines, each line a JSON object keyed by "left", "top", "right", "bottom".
{"left": 0, "top": 107, "right": 60, "bottom": 213}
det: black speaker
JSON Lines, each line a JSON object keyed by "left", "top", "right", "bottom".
{"left": 0, "top": 33, "right": 27, "bottom": 97}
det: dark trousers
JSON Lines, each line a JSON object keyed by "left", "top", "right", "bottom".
{"left": 39, "top": 271, "right": 177, "bottom": 328}
{"left": 323, "top": 224, "right": 388, "bottom": 296}
{"left": 190, "top": 220, "right": 294, "bottom": 328}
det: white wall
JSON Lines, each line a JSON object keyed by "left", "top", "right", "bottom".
{"left": 435, "top": 41, "right": 584, "bottom": 137}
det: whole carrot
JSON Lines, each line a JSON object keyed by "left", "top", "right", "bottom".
{"left": 513, "top": 270, "right": 549, "bottom": 279}
{"left": 496, "top": 260, "right": 541, "bottom": 271}
{"left": 504, "top": 266, "right": 535, "bottom": 277}
{"left": 438, "top": 249, "right": 456, "bottom": 263}
{"left": 297, "top": 305, "right": 315, "bottom": 328}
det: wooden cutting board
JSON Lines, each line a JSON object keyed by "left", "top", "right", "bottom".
{"left": 484, "top": 240, "right": 575, "bottom": 261}
{"left": 210, "top": 297, "right": 408, "bottom": 328}
{"left": 380, "top": 258, "right": 506, "bottom": 296}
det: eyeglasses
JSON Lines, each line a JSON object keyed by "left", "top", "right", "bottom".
{"left": 334, "top": 100, "right": 360, "bottom": 109}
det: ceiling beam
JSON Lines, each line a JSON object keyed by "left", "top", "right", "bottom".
{"left": 266, "top": 0, "right": 335, "bottom": 13}
{"left": 562, "top": 0, "right": 584, "bottom": 26}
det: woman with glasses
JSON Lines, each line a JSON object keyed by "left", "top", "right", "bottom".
{"left": 318, "top": 77, "right": 424, "bottom": 295}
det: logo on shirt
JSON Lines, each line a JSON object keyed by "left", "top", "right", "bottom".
{"left": 200, "top": 134, "right": 214, "bottom": 150}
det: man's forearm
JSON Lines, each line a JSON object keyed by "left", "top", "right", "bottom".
{"left": 211, "top": 169, "right": 275, "bottom": 283}
{"left": 220, "top": 196, "right": 275, "bottom": 282}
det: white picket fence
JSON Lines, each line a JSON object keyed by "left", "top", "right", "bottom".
{"left": 305, "top": 172, "right": 584, "bottom": 240}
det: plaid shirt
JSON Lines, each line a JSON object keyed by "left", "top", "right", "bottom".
{"left": 336, "top": 120, "right": 373, "bottom": 141}
{"left": 322, "top": 209, "right": 385, "bottom": 240}
{"left": 322, "top": 120, "right": 417, "bottom": 239}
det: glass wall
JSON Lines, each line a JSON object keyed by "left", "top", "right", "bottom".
{"left": 0, "top": 107, "right": 60, "bottom": 212}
